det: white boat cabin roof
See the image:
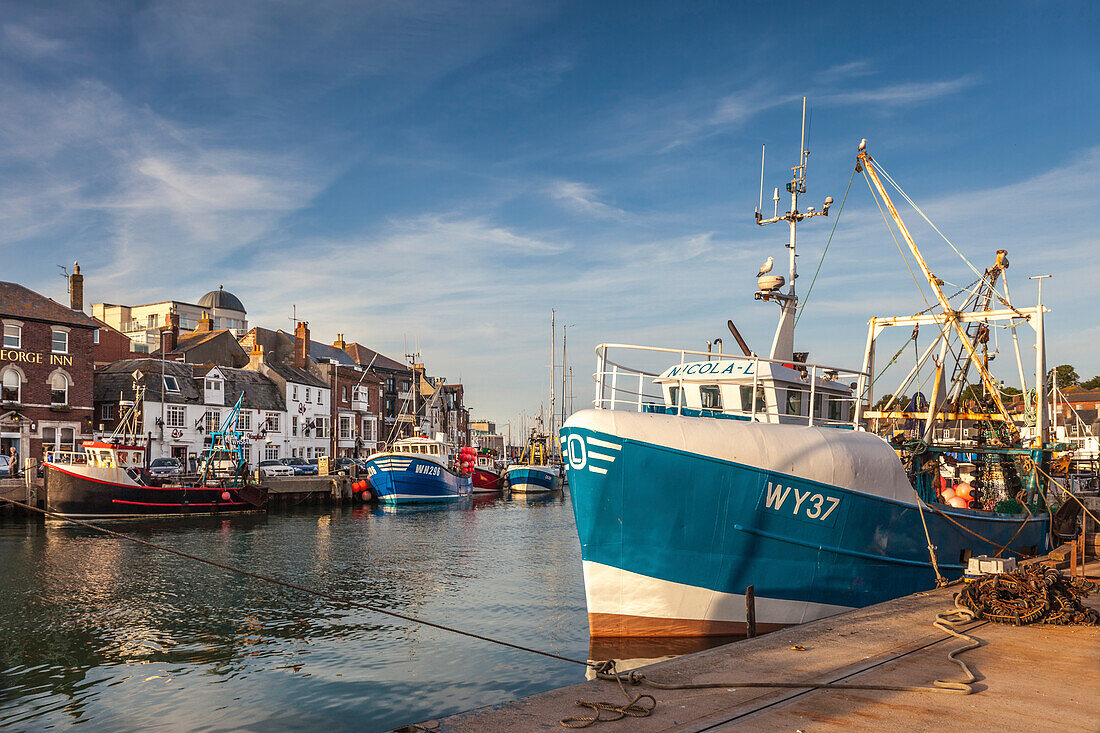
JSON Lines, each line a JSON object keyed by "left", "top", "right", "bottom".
{"left": 392, "top": 436, "right": 445, "bottom": 457}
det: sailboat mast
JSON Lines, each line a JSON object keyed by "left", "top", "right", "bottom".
{"left": 549, "top": 309, "right": 556, "bottom": 437}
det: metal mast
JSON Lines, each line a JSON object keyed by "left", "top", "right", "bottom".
{"left": 755, "top": 97, "right": 833, "bottom": 361}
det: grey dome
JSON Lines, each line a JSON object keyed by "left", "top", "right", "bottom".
{"left": 197, "top": 286, "right": 246, "bottom": 313}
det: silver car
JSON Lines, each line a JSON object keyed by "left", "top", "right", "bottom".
{"left": 0, "top": 455, "right": 10, "bottom": 478}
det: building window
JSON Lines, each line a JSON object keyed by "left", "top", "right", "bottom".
{"left": 292, "top": 416, "right": 299, "bottom": 437}
{"left": 50, "top": 373, "right": 69, "bottom": 406}
{"left": 163, "top": 375, "right": 180, "bottom": 393}
{"left": 1, "top": 368, "right": 20, "bottom": 403}
{"left": 147, "top": 314, "right": 157, "bottom": 328}
{"left": 3, "top": 323, "right": 21, "bottom": 349}
{"left": 93, "top": 329, "right": 100, "bottom": 345}
{"left": 305, "top": 387, "right": 311, "bottom": 402}
{"left": 206, "top": 379, "right": 221, "bottom": 391}
{"left": 362, "top": 418, "right": 375, "bottom": 441}
{"left": 386, "top": 377, "right": 395, "bottom": 391}
{"left": 265, "top": 413, "right": 281, "bottom": 432}
{"left": 292, "top": 385, "right": 298, "bottom": 401}
{"left": 265, "top": 445, "right": 279, "bottom": 461}
{"left": 166, "top": 405, "right": 186, "bottom": 428}
{"left": 51, "top": 329, "right": 68, "bottom": 354}
{"left": 699, "top": 385, "right": 722, "bottom": 410}
{"left": 341, "top": 386, "right": 347, "bottom": 402}
{"left": 205, "top": 410, "right": 221, "bottom": 432}
{"left": 339, "top": 415, "right": 352, "bottom": 439}
{"left": 238, "top": 410, "right": 252, "bottom": 431}
{"left": 314, "top": 417, "right": 328, "bottom": 439}
{"left": 101, "top": 404, "right": 116, "bottom": 420}
{"left": 317, "top": 390, "right": 323, "bottom": 406}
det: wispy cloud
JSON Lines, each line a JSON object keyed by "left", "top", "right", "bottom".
{"left": 547, "top": 180, "right": 630, "bottom": 221}
{"left": 820, "top": 75, "right": 978, "bottom": 106}
{"left": 1, "top": 24, "right": 63, "bottom": 58}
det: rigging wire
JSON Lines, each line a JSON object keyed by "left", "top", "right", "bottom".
{"left": 794, "top": 166, "right": 855, "bottom": 328}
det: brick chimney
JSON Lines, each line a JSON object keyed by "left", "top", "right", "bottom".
{"left": 248, "top": 343, "right": 266, "bottom": 371}
{"left": 161, "top": 312, "right": 180, "bottom": 352}
{"left": 69, "top": 262, "right": 84, "bottom": 311}
{"left": 333, "top": 333, "right": 346, "bottom": 350}
{"left": 294, "top": 321, "right": 310, "bottom": 368}
{"left": 196, "top": 311, "right": 213, "bottom": 334}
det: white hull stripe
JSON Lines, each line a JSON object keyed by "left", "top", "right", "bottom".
{"left": 586, "top": 437, "right": 622, "bottom": 451}
{"left": 581, "top": 560, "right": 853, "bottom": 626}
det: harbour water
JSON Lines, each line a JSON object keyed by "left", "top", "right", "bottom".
{"left": 0, "top": 494, "right": 596, "bottom": 732}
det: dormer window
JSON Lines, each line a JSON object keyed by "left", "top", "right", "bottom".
{"left": 206, "top": 379, "right": 221, "bottom": 391}
{"left": 51, "top": 328, "right": 69, "bottom": 354}
{"left": 164, "top": 375, "right": 180, "bottom": 393}
{"left": 3, "top": 322, "right": 21, "bottom": 349}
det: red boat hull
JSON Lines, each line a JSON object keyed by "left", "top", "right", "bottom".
{"left": 471, "top": 468, "right": 502, "bottom": 493}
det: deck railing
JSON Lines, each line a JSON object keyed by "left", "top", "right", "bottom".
{"left": 592, "top": 343, "right": 870, "bottom": 429}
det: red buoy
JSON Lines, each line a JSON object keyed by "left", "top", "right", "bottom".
{"left": 221, "top": 491, "right": 231, "bottom": 501}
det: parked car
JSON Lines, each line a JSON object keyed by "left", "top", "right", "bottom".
{"left": 331, "top": 457, "right": 357, "bottom": 476}
{"left": 146, "top": 457, "right": 183, "bottom": 482}
{"left": 0, "top": 455, "right": 10, "bottom": 478}
{"left": 279, "top": 457, "right": 318, "bottom": 476}
{"left": 258, "top": 459, "right": 294, "bottom": 478}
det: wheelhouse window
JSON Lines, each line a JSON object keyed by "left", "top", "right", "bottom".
{"left": 786, "top": 389, "right": 803, "bottom": 416}
{"left": 51, "top": 329, "right": 68, "bottom": 354}
{"left": 3, "top": 323, "right": 21, "bottom": 349}
{"left": 166, "top": 405, "right": 186, "bottom": 428}
{"left": 699, "top": 385, "right": 722, "bottom": 410}
{"left": 1, "top": 368, "right": 20, "bottom": 403}
{"left": 739, "top": 385, "right": 766, "bottom": 413}
{"left": 50, "top": 373, "right": 69, "bottom": 406}
{"left": 163, "top": 375, "right": 180, "bottom": 393}
{"left": 827, "top": 396, "right": 844, "bottom": 422}
{"left": 669, "top": 386, "right": 686, "bottom": 407}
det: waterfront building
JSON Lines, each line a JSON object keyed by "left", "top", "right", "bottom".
{"left": 247, "top": 323, "right": 330, "bottom": 460}
{"left": 0, "top": 266, "right": 98, "bottom": 464}
{"left": 92, "top": 286, "right": 249, "bottom": 354}
{"left": 470, "top": 419, "right": 505, "bottom": 457}
{"left": 94, "top": 358, "right": 286, "bottom": 466}
{"left": 91, "top": 317, "right": 141, "bottom": 366}
{"left": 340, "top": 342, "right": 414, "bottom": 442}
{"left": 240, "top": 326, "right": 385, "bottom": 457}
{"left": 441, "top": 384, "right": 470, "bottom": 447}
{"left": 153, "top": 313, "right": 249, "bottom": 368}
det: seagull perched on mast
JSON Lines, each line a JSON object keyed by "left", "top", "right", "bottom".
{"left": 756, "top": 257, "right": 775, "bottom": 278}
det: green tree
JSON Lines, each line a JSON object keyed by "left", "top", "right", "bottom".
{"left": 1082, "top": 375, "right": 1100, "bottom": 390}
{"left": 873, "top": 393, "right": 907, "bottom": 411}
{"left": 1054, "top": 364, "right": 1079, "bottom": 389}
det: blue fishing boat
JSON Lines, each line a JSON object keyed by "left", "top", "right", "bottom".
{"left": 503, "top": 422, "right": 560, "bottom": 493}
{"left": 363, "top": 436, "right": 472, "bottom": 505}
{"left": 562, "top": 111, "right": 1053, "bottom": 637}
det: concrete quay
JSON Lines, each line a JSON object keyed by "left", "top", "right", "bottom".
{"left": 408, "top": 560, "right": 1100, "bottom": 732}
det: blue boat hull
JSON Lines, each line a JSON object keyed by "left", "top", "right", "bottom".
{"left": 364, "top": 454, "right": 472, "bottom": 504}
{"left": 503, "top": 466, "right": 559, "bottom": 493}
{"left": 561, "top": 411, "right": 1049, "bottom": 637}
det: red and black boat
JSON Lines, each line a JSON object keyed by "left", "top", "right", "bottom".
{"left": 43, "top": 388, "right": 266, "bottom": 518}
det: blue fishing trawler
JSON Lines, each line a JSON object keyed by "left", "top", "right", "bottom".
{"left": 363, "top": 436, "right": 472, "bottom": 504}
{"left": 562, "top": 115, "right": 1053, "bottom": 637}
{"left": 503, "top": 422, "right": 560, "bottom": 493}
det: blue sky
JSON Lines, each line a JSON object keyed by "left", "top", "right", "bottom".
{"left": 1, "top": 1, "right": 1097, "bottom": 428}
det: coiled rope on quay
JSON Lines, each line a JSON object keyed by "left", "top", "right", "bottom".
{"left": 3, "top": 496, "right": 1082, "bottom": 730}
